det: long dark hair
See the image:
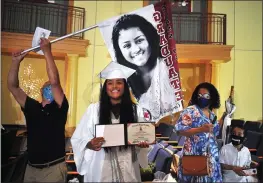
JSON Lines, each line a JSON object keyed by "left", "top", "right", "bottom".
{"left": 112, "top": 14, "right": 161, "bottom": 99}
{"left": 188, "top": 82, "right": 220, "bottom": 110}
{"left": 98, "top": 79, "right": 138, "bottom": 152}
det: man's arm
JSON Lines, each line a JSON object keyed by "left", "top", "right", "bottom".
{"left": 221, "top": 163, "right": 247, "bottom": 176}
{"left": 40, "top": 38, "right": 64, "bottom": 107}
{"left": 221, "top": 163, "right": 236, "bottom": 170}
{"left": 7, "top": 50, "right": 28, "bottom": 108}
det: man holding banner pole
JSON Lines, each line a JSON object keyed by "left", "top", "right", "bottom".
{"left": 7, "top": 38, "right": 69, "bottom": 182}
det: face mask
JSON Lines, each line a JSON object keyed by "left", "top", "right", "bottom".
{"left": 43, "top": 85, "right": 54, "bottom": 102}
{"left": 231, "top": 135, "right": 245, "bottom": 146}
{"left": 197, "top": 97, "right": 211, "bottom": 108}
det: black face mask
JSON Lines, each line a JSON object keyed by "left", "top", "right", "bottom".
{"left": 197, "top": 97, "right": 211, "bottom": 109}
{"left": 231, "top": 135, "right": 245, "bottom": 146}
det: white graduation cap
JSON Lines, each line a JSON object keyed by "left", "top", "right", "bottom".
{"left": 99, "top": 62, "right": 136, "bottom": 80}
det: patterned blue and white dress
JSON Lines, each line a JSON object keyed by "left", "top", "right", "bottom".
{"left": 175, "top": 105, "right": 223, "bottom": 183}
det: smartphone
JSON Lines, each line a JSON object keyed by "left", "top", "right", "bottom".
{"left": 243, "top": 168, "right": 257, "bottom": 175}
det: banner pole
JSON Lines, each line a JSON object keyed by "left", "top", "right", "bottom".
{"left": 21, "top": 24, "right": 98, "bottom": 54}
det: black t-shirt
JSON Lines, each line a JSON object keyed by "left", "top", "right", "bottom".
{"left": 21, "top": 95, "right": 69, "bottom": 164}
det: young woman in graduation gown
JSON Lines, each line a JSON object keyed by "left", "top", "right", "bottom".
{"left": 71, "top": 62, "right": 150, "bottom": 182}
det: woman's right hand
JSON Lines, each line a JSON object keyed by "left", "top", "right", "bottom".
{"left": 200, "top": 123, "right": 213, "bottom": 133}
{"left": 86, "top": 137, "right": 105, "bottom": 151}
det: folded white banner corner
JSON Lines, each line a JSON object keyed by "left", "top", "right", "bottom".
{"left": 32, "top": 27, "right": 51, "bottom": 55}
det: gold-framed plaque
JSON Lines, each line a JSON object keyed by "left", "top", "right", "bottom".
{"left": 127, "top": 122, "right": 156, "bottom": 145}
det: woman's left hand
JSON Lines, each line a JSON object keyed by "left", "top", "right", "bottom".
{"left": 136, "top": 141, "right": 149, "bottom": 148}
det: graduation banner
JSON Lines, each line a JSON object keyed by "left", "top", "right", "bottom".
{"left": 98, "top": 0, "right": 183, "bottom": 121}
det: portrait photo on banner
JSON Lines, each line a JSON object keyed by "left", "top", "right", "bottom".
{"left": 99, "top": 4, "right": 183, "bottom": 121}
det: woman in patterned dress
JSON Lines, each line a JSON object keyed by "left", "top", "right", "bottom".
{"left": 175, "top": 82, "right": 223, "bottom": 183}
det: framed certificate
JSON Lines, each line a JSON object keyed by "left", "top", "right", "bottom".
{"left": 95, "top": 122, "right": 155, "bottom": 147}
{"left": 127, "top": 122, "right": 156, "bottom": 145}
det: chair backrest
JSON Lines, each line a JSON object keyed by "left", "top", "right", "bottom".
{"left": 217, "top": 139, "right": 224, "bottom": 151}
{"left": 1, "top": 152, "right": 28, "bottom": 182}
{"left": 165, "top": 145, "right": 178, "bottom": 154}
{"left": 256, "top": 137, "right": 263, "bottom": 156}
{"left": 148, "top": 143, "right": 164, "bottom": 163}
{"left": 11, "top": 135, "right": 27, "bottom": 156}
{"left": 10, "top": 152, "right": 28, "bottom": 182}
{"left": 177, "top": 136, "right": 186, "bottom": 146}
{"left": 156, "top": 123, "right": 169, "bottom": 133}
{"left": 225, "top": 126, "right": 232, "bottom": 144}
{"left": 244, "top": 121, "right": 261, "bottom": 132}
{"left": 155, "top": 148, "right": 173, "bottom": 174}
{"left": 1, "top": 159, "right": 17, "bottom": 182}
{"left": 260, "top": 124, "right": 263, "bottom": 133}
{"left": 243, "top": 130, "right": 263, "bottom": 149}
{"left": 1, "top": 129, "right": 17, "bottom": 164}
{"left": 168, "top": 131, "right": 181, "bottom": 141}
{"left": 231, "top": 119, "right": 245, "bottom": 127}
{"left": 156, "top": 123, "right": 174, "bottom": 137}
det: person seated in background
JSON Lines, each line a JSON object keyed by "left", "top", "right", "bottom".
{"left": 220, "top": 125, "right": 258, "bottom": 182}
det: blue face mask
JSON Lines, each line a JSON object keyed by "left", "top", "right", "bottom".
{"left": 197, "top": 97, "right": 211, "bottom": 108}
{"left": 43, "top": 85, "right": 54, "bottom": 102}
